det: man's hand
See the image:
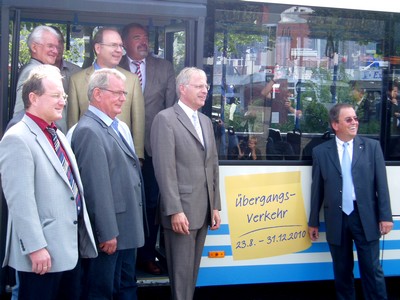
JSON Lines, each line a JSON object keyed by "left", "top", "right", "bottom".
{"left": 99, "top": 238, "right": 117, "bottom": 255}
{"left": 171, "top": 212, "right": 190, "bottom": 235}
{"left": 380, "top": 221, "right": 393, "bottom": 235}
{"left": 308, "top": 226, "right": 319, "bottom": 241}
{"left": 210, "top": 210, "right": 221, "bottom": 231}
{"left": 29, "top": 248, "right": 51, "bottom": 275}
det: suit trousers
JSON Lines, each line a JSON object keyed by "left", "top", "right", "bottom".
{"left": 164, "top": 219, "right": 208, "bottom": 300}
{"left": 328, "top": 203, "right": 387, "bottom": 300}
{"left": 81, "top": 248, "right": 137, "bottom": 300}
{"left": 137, "top": 152, "right": 159, "bottom": 263}
{"left": 18, "top": 259, "right": 81, "bottom": 300}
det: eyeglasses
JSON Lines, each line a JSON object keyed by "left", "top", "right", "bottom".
{"left": 342, "top": 117, "right": 359, "bottom": 124}
{"left": 99, "top": 43, "right": 124, "bottom": 50}
{"left": 99, "top": 88, "right": 128, "bottom": 97}
{"left": 35, "top": 43, "right": 58, "bottom": 51}
{"left": 44, "top": 93, "right": 68, "bottom": 102}
{"left": 187, "top": 84, "right": 210, "bottom": 91}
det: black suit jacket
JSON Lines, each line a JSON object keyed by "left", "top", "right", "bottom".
{"left": 308, "top": 136, "right": 392, "bottom": 245}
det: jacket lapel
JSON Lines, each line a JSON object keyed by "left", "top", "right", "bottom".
{"left": 23, "top": 116, "right": 71, "bottom": 186}
{"left": 352, "top": 136, "right": 364, "bottom": 167}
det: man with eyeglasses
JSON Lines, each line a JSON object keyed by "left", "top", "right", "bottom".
{"left": 308, "top": 103, "right": 393, "bottom": 300}
{"left": 151, "top": 67, "right": 221, "bottom": 300}
{"left": 67, "top": 27, "right": 145, "bottom": 160}
{"left": 119, "top": 22, "right": 177, "bottom": 276}
{"left": 71, "top": 68, "right": 145, "bottom": 300}
{"left": 0, "top": 64, "right": 97, "bottom": 300}
{"left": 12, "top": 25, "right": 60, "bottom": 122}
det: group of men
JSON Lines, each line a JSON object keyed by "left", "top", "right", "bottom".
{"left": 0, "top": 21, "right": 395, "bottom": 300}
{"left": 0, "top": 23, "right": 221, "bottom": 300}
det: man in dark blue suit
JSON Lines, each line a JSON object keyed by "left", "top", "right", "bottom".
{"left": 308, "top": 103, "right": 393, "bottom": 300}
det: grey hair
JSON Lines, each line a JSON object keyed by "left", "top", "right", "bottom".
{"left": 176, "top": 67, "right": 206, "bottom": 98}
{"left": 88, "top": 68, "right": 126, "bottom": 101}
{"left": 27, "top": 25, "right": 60, "bottom": 51}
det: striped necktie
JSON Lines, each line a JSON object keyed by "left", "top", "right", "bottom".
{"left": 133, "top": 60, "right": 143, "bottom": 86}
{"left": 47, "top": 127, "right": 82, "bottom": 216}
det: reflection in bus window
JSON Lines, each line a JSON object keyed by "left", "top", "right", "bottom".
{"left": 211, "top": 4, "right": 400, "bottom": 161}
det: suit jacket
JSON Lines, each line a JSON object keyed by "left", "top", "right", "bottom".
{"left": 309, "top": 136, "right": 392, "bottom": 245}
{"left": 151, "top": 104, "right": 221, "bottom": 230}
{"left": 13, "top": 59, "right": 42, "bottom": 116}
{"left": 67, "top": 65, "right": 145, "bottom": 159}
{"left": 71, "top": 110, "right": 145, "bottom": 250}
{"left": 0, "top": 115, "right": 97, "bottom": 272}
{"left": 12, "top": 58, "right": 80, "bottom": 134}
{"left": 119, "top": 55, "right": 177, "bottom": 156}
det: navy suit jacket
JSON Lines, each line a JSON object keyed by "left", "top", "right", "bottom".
{"left": 309, "top": 136, "right": 392, "bottom": 245}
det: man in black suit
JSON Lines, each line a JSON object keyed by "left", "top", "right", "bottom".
{"left": 119, "top": 22, "right": 176, "bottom": 275}
{"left": 308, "top": 103, "right": 393, "bottom": 300}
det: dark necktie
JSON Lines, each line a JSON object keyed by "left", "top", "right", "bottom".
{"left": 133, "top": 60, "right": 143, "bottom": 86}
{"left": 46, "top": 127, "right": 82, "bottom": 216}
{"left": 341, "top": 142, "right": 354, "bottom": 215}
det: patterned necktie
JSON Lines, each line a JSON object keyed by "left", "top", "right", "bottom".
{"left": 46, "top": 127, "right": 82, "bottom": 216}
{"left": 192, "top": 112, "right": 204, "bottom": 146}
{"left": 341, "top": 142, "right": 354, "bottom": 215}
{"left": 133, "top": 60, "right": 143, "bottom": 86}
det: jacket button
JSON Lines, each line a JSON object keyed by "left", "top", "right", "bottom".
{"left": 70, "top": 196, "right": 75, "bottom": 200}
{"left": 73, "top": 220, "right": 78, "bottom": 225}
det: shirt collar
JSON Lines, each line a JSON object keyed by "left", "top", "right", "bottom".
{"left": 88, "top": 105, "right": 118, "bottom": 127}
{"left": 178, "top": 100, "right": 198, "bottom": 120}
{"left": 26, "top": 112, "right": 57, "bottom": 131}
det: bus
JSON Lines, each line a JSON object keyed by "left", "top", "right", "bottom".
{"left": 1, "top": 0, "right": 400, "bottom": 294}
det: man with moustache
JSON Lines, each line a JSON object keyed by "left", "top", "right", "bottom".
{"left": 68, "top": 27, "right": 145, "bottom": 159}
{"left": 119, "top": 22, "right": 176, "bottom": 274}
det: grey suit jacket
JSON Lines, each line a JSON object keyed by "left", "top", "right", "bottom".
{"left": 119, "top": 55, "right": 177, "bottom": 156}
{"left": 0, "top": 115, "right": 97, "bottom": 272}
{"left": 151, "top": 104, "right": 221, "bottom": 230}
{"left": 67, "top": 65, "right": 145, "bottom": 159}
{"left": 13, "top": 59, "right": 43, "bottom": 116}
{"left": 71, "top": 110, "right": 145, "bottom": 250}
{"left": 309, "top": 136, "right": 392, "bottom": 245}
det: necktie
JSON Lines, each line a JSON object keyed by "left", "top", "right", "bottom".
{"left": 111, "top": 119, "right": 140, "bottom": 164}
{"left": 341, "top": 142, "right": 354, "bottom": 215}
{"left": 133, "top": 60, "right": 143, "bottom": 86}
{"left": 46, "top": 127, "right": 82, "bottom": 216}
{"left": 192, "top": 112, "right": 204, "bottom": 146}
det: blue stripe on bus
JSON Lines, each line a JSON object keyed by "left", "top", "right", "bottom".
{"left": 197, "top": 262, "right": 336, "bottom": 286}
{"left": 203, "top": 239, "right": 400, "bottom": 256}
{"left": 198, "top": 259, "right": 400, "bottom": 287}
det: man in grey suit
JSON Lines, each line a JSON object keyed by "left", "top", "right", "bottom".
{"left": 151, "top": 67, "right": 221, "bottom": 300}
{"left": 12, "top": 26, "right": 62, "bottom": 127}
{"left": 68, "top": 27, "right": 145, "bottom": 159}
{"left": 71, "top": 68, "right": 145, "bottom": 299}
{"left": 119, "top": 22, "right": 177, "bottom": 275}
{"left": 308, "top": 103, "right": 393, "bottom": 300}
{"left": 0, "top": 64, "right": 97, "bottom": 300}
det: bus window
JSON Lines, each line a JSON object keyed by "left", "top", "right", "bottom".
{"left": 210, "top": 4, "right": 400, "bottom": 162}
